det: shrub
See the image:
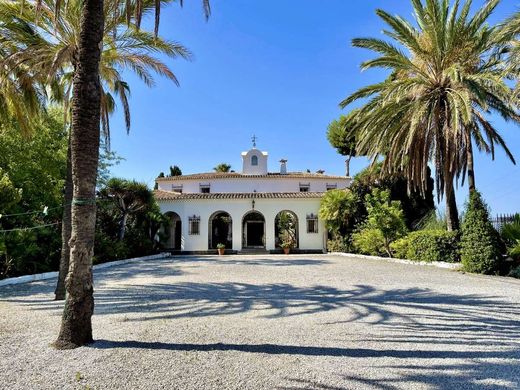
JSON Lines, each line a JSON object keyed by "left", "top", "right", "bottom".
{"left": 460, "top": 191, "right": 501, "bottom": 274}
{"left": 352, "top": 189, "right": 407, "bottom": 257}
{"left": 352, "top": 227, "right": 386, "bottom": 256}
{"left": 509, "top": 266, "right": 520, "bottom": 279}
{"left": 327, "top": 237, "right": 352, "bottom": 253}
{"left": 391, "top": 230, "right": 459, "bottom": 263}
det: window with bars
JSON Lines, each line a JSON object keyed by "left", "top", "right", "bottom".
{"left": 326, "top": 183, "right": 337, "bottom": 191}
{"left": 200, "top": 184, "right": 210, "bottom": 193}
{"left": 172, "top": 185, "right": 183, "bottom": 193}
{"left": 306, "top": 213, "right": 319, "bottom": 233}
{"left": 188, "top": 216, "right": 200, "bottom": 235}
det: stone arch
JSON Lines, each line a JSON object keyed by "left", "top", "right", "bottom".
{"left": 242, "top": 210, "right": 266, "bottom": 249}
{"left": 275, "top": 210, "right": 299, "bottom": 248}
{"left": 208, "top": 211, "right": 233, "bottom": 249}
{"left": 164, "top": 212, "right": 182, "bottom": 250}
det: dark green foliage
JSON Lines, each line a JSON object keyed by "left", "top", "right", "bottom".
{"left": 509, "top": 266, "right": 520, "bottom": 279}
{"left": 94, "top": 180, "right": 167, "bottom": 264}
{"left": 352, "top": 189, "right": 407, "bottom": 257}
{"left": 461, "top": 191, "right": 502, "bottom": 274}
{"left": 391, "top": 230, "right": 459, "bottom": 263}
{"left": 169, "top": 165, "right": 182, "bottom": 176}
{"left": 350, "top": 163, "right": 435, "bottom": 229}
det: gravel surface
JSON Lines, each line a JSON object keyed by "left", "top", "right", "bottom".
{"left": 1, "top": 254, "right": 519, "bottom": 390}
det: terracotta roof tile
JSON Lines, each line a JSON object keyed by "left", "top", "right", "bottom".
{"left": 153, "top": 190, "right": 325, "bottom": 201}
{"left": 156, "top": 172, "right": 348, "bottom": 182}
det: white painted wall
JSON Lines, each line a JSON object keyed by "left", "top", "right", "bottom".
{"left": 157, "top": 176, "right": 351, "bottom": 194}
{"left": 160, "top": 197, "right": 326, "bottom": 252}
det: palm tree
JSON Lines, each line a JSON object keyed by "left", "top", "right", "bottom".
{"left": 99, "top": 178, "right": 153, "bottom": 241}
{"left": 213, "top": 163, "right": 232, "bottom": 172}
{"left": 342, "top": 0, "right": 519, "bottom": 231}
{"left": 52, "top": 0, "right": 209, "bottom": 349}
{"left": 3, "top": 0, "right": 210, "bottom": 348}
{"left": 2, "top": 0, "right": 191, "bottom": 301}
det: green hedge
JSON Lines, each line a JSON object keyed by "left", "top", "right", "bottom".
{"left": 390, "top": 230, "right": 459, "bottom": 263}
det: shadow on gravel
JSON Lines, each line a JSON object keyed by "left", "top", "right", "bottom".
{"left": 90, "top": 339, "right": 519, "bottom": 360}
{"left": 91, "top": 340, "right": 520, "bottom": 389}
{"left": 175, "top": 257, "right": 331, "bottom": 267}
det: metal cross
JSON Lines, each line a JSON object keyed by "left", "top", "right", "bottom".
{"left": 252, "top": 134, "right": 257, "bottom": 148}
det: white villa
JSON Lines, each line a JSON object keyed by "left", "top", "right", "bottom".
{"left": 154, "top": 144, "right": 351, "bottom": 253}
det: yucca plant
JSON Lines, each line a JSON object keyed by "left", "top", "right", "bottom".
{"left": 342, "top": 0, "right": 520, "bottom": 231}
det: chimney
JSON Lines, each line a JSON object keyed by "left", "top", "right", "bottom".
{"left": 279, "top": 159, "right": 287, "bottom": 174}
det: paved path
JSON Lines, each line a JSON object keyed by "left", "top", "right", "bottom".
{"left": 1, "top": 255, "right": 519, "bottom": 389}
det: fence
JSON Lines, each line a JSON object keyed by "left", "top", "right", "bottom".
{"left": 491, "top": 214, "right": 517, "bottom": 231}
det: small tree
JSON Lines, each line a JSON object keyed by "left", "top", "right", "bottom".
{"left": 169, "top": 165, "right": 182, "bottom": 176}
{"left": 213, "top": 163, "right": 231, "bottom": 173}
{"left": 99, "top": 178, "right": 153, "bottom": 241}
{"left": 461, "top": 190, "right": 501, "bottom": 274}
{"left": 326, "top": 113, "right": 358, "bottom": 176}
{"left": 353, "top": 189, "right": 407, "bottom": 257}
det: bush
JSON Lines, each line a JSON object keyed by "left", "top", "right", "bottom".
{"left": 327, "top": 237, "right": 352, "bottom": 253}
{"left": 391, "top": 230, "right": 459, "bottom": 263}
{"left": 352, "top": 228, "right": 386, "bottom": 256}
{"left": 460, "top": 191, "right": 501, "bottom": 274}
{"left": 352, "top": 189, "right": 407, "bottom": 257}
{"left": 509, "top": 266, "right": 520, "bottom": 279}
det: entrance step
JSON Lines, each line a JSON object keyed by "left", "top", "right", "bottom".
{"left": 238, "top": 249, "right": 270, "bottom": 255}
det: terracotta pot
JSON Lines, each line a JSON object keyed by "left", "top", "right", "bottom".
{"left": 218, "top": 248, "right": 225, "bottom": 255}
{"left": 283, "top": 247, "right": 290, "bottom": 255}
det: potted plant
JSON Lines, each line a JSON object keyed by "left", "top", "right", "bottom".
{"left": 216, "top": 243, "right": 226, "bottom": 255}
{"left": 280, "top": 241, "right": 293, "bottom": 255}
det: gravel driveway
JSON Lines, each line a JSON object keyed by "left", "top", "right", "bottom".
{"left": 1, "top": 254, "right": 519, "bottom": 389}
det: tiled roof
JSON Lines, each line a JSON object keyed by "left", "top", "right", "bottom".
{"left": 156, "top": 172, "right": 349, "bottom": 182}
{"left": 153, "top": 190, "right": 325, "bottom": 201}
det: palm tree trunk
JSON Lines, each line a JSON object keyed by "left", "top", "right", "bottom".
{"left": 346, "top": 156, "right": 352, "bottom": 177}
{"left": 54, "top": 0, "right": 104, "bottom": 350}
{"left": 54, "top": 137, "right": 73, "bottom": 301}
{"left": 467, "top": 133, "right": 476, "bottom": 192}
{"left": 118, "top": 212, "right": 128, "bottom": 241}
{"left": 445, "top": 177, "right": 459, "bottom": 232}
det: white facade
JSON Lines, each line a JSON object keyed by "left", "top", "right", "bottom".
{"left": 154, "top": 147, "right": 351, "bottom": 253}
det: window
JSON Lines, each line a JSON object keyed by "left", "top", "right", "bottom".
{"left": 172, "top": 185, "right": 183, "bottom": 193}
{"left": 326, "top": 183, "right": 337, "bottom": 191}
{"left": 299, "top": 183, "right": 310, "bottom": 192}
{"left": 200, "top": 184, "right": 210, "bottom": 193}
{"left": 188, "top": 216, "right": 200, "bottom": 235}
{"left": 307, "top": 213, "right": 319, "bottom": 233}
{"left": 251, "top": 155, "right": 258, "bottom": 166}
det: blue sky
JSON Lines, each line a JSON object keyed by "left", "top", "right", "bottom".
{"left": 108, "top": 0, "right": 520, "bottom": 215}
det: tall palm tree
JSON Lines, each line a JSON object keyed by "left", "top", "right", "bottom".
{"left": 53, "top": 0, "right": 209, "bottom": 349}
{"left": 2, "top": 0, "right": 191, "bottom": 301}
{"left": 4, "top": 0, "right": 210, "bottom": 348}
{"left": 342, "top": 0, "right": 519, "bottom": 231}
